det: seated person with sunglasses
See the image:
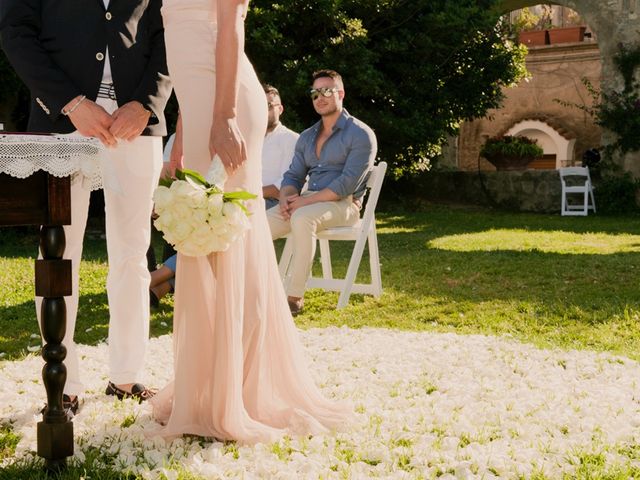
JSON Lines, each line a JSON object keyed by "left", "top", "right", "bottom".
{"left": 267, "top": 69, "right": 377, "bottom": 316}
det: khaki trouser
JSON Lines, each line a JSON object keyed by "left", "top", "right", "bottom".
{"left": 267, "top": 192, "right": 361, "bottom": 298}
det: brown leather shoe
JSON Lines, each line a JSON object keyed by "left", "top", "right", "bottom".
{"left": 287, "top": 297, "right": 304, "bottom": 316}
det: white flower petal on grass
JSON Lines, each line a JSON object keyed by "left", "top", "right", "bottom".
{"left": 4, "top": 328, "right": 640, "bottom": 477}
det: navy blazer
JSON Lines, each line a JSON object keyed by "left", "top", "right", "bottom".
{"left": 0, "top": 0, "right": 171, "bottom": 136}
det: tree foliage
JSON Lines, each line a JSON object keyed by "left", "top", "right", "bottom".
{"left": 0, "top": 1, "right": 527, "bottom": 176}
{"left": 246, "top": 0, "right": 527, "bottom": 177}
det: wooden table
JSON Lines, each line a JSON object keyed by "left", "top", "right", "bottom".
{"left": 0, "top": 171, "right": 74, "bottom": 470}
{"left": 0, "top": 132, "right": 106, "bottom": 470}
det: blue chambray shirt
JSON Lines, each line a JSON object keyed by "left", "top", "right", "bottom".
{"left": 280, "top": 109, "right": 377, "bottom": 200}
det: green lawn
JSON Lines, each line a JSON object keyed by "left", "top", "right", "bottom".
{"left": 1, "top": 205, "right": 640, "bottom": 362}
{"left": 2, "top": 206, "right": 640, "bottom": 479}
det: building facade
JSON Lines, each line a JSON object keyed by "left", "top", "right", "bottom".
{"left": 455, "top": 40, "right": 602, "bottom": 172}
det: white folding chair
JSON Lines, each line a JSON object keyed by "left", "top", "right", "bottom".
{"left": 559, "top": 166, "right": 596, "bottom": 216}
{"left": 278, "top": 162, "right": 387, "bottom": 309}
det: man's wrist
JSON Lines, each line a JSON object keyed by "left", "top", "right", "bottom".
{"left": 61, "top": 95, "right": 86, "bottom": 116}
{"left": 132, "top": 101, "right": 153, "bottom": 118}
{"left": 280, "top": 185, "right": 298, "bottom": 196}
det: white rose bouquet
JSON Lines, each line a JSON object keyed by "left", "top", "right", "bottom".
{"left": 153, "top": 156, "right": 256, "bottom": 257}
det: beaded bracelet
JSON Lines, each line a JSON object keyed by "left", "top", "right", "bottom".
{"left": 61, "top": 95, "right": 87, "bottom": 116}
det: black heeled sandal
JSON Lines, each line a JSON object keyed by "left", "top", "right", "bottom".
{"left": 105, "top": 381, "right": 156, "bottom": 402}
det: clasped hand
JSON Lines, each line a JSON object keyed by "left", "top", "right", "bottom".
{"left": 279, "top": 194, "right": 309, "bottom": 220}
{"left": 67, "top": 98, "right": 151, "bottom": 147}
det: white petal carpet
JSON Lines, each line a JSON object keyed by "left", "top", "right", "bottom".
{"left": 1, "top": 327, "right": 639, "bottom": 479}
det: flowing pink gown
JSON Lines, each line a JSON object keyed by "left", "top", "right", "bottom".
{"left": 150, "top": 0, "right": 351, "bottom": 443}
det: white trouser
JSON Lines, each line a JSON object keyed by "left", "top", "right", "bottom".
{"left": 36, "top": 98, "right": 163, "bottom": 396}
{"left": 267, "top": 193, "right": 360, "bottom": 298}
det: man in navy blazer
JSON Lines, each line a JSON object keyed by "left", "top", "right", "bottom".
{"left": 1, "top": 0, "right": 172, "bottom": 413}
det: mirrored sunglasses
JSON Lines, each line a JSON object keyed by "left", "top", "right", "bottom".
{"left": 309, "top": 87, "right": 339, "bottom": 101}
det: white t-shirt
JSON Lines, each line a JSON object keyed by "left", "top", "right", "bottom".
{"left": 163, "top": 133, "right": 176, "bottom": 163}
{"left": 102, "top": 0, "right": 113, "bottom": 84}
{"left": 262, "top": 123, "right": 299, "bottom": 189}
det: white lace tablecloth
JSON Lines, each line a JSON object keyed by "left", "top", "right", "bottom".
{"left": 0, "top": 134, "right": 107, "bottom": 191}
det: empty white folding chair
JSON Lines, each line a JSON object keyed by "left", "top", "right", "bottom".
{"left": 278, "top": 162, "right": 387, "bottom": 309}
{"left": 560, "top": 166, "right": 596, "bottom": 216}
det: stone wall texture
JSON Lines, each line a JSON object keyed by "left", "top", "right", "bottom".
{"left": 457, "top": 43, "right": 602, "bottom": 172}
{"left": 414, "top": 170, "right": 565, "bottom": 213}
{"left": 494, "top": 0, "right": 640, "bottom": 175}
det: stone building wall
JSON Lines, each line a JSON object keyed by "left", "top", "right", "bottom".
{"left": 413, "top": 170, "right": 563, "bottom": 213}
{"left": 457, "top": 42, "right": 602, "bottom": 172}
{"left": 500, "top": 0, "right": 640, "bottom": 175}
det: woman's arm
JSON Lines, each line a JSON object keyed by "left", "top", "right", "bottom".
{"left": 210, "top": 0, "right": 250, "bottom": 172}
{"left": 168, "top": 112, "right": 184, "bottom": 177}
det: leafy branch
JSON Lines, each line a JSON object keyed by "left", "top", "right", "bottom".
{"left": 554, "top": 44, "right": 640, "bottom": 156}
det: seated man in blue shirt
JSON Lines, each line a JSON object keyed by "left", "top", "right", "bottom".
{"left": 267, "top": 69, "right": 377, "bottom": 315}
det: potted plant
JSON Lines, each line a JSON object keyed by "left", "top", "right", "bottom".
{"left": 514, "top": 7, "right": 549, "bottom": 46}
{"left": 519, "top": 29, "right": 549, "bottom": 46}
{"left": 547, "top": 25, "right": 587, "bottom": 44}
{"left": 480, "top": 135, "right": 544, "bottom": 171}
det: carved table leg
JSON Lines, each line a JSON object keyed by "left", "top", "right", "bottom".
{"left": 36, "top": 225, "right": 73, "bottom": 471}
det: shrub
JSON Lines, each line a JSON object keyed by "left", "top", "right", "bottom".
{"left": 594, "top": 172, "right": 639, "bottom": 214}
{"left": 480, "top": 135, "right": 544, "bottom": 159}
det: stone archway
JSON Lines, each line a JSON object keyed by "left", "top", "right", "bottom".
{"left": 498, "top": 0, "right": 640, "bottom": 173}
{"left": 506, "top": 119, "right": 577, "bottom": 168}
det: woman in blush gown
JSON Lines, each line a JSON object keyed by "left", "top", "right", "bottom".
{"left": 150, "top": 0, "right": 351, "bottom": 443}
